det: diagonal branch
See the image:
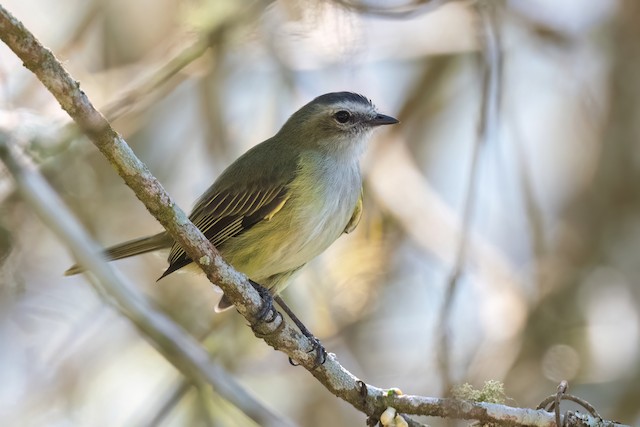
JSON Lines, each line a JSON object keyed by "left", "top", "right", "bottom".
{"left": 0, "top": 132, "right": 294, "bottom": 427}
{"left": 0, "top": 1, "right": 386, "bottom": 419}
{"left": 0, "top": 6, "right": 268, "bottom": 329}
{"left": 0, "top": 4, "right": 629, "bottom": 427}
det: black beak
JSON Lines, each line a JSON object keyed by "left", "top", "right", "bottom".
{"left": 368, "top": 113, "right": 399, "bottom": 126}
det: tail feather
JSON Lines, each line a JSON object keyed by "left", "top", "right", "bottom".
{"left": 65, "top": 232, "right": 172, "bottom": 276}
{"left": 215, "top": 295, "right": 234, "bottom": 312}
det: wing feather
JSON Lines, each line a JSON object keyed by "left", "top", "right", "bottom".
{"left": 243, "top": 190, "right": 262, "bottom": 214}
{"left": 205, "top": 192, "right": 229, "bottom": 212}
{"left": 252, "top": 189, "right": 271, "bottom": 213}
{"left": 233, "top": 191, "right": 253, "bottom": 215}
{"left": 210, "top": 220, "right": 244, "bottom": 246}
{"left": 216, "top": 193, "right": 240, "bottom": 218}
{"left": 159, "top": 184, "right": 290, "bottom": 279}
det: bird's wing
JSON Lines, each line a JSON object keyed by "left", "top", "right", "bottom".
{"left": 159, "top": 182, "right": 291, "bottom": 279}
{"left": 343, "top": 189, "right": 363, "bottom": 234}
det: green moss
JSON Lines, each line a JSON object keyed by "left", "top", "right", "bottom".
{"left": 451, "top": 380, "right": 506, "bottom": 404}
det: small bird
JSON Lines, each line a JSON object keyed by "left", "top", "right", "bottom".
{"left": 66, "top": 92, "right": 397, "bottom": 344}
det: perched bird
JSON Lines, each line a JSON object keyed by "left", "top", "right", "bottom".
{"left": 66, "top": 92, "right": 398, "bottom": 316}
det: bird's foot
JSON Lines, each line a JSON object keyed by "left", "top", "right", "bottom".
{"left": 249, "top": 280, "right": 278, "bottom": 325}
{"left": 289, "top": 333, "right": 327, "bottom": 369}
{"left": 273, "top": 296, "right": 327, "bottom": 368}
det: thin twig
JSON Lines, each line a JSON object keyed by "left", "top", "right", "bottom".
{"left": 437, "top": 0, "right": 502, "bottom": 395}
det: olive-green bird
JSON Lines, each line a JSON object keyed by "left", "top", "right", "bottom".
{"left": 66, "top": 92, "right": 398, "bottom": 313}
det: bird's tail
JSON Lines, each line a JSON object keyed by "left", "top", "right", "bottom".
{"left": 64, "top": 232, "right": 173, "bottom": 276}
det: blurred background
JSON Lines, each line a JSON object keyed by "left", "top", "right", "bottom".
{"left": 1, "top": 0, "right": 638, "bottom": 425}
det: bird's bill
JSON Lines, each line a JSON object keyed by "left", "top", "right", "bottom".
{"left": 368, "top": 113, "right": 399, "bottom": 126}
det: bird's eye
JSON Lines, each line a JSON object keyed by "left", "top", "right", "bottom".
{"left": 334, "top": 110, "right": 351, "bottom": 124}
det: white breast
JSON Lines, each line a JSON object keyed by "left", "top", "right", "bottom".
{"left": 222, "top": 152, "right": 362, "bottom": 282}
{"left": 280, "top": 152, "right": 361, "bottom": 268}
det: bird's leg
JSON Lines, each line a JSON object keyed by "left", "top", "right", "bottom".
{"left": 274, "top": 295, "right": 327, "bottom": 368}
{"left": 248, "top": 280, "right": 278, "bottom": 324}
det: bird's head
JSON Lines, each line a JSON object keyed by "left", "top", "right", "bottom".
{"left": 278, "top": 92, "right": 398, "bottom": 157}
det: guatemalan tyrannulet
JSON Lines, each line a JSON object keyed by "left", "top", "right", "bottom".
{"left": 66, "top": 92, "right": 398, "bottom": 313}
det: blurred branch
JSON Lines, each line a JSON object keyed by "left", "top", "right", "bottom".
{"left": 56, "top": 0, "right": 103, "bottom": 57}
{"left": 25, "top": 1, "right": 270, "bottom": 165}
{"left": 102, "top": 35, "right": 213, "bottom": 122}
{"left": 0, "top": 132, "right": 293, "bottom": 427}
{"left": 198, "top": 44, "right": 232, "bottom": 170}
{"left": 103, "top": 2, "right": 271, "bottom": 122}
{"left": 368, "top": 52, "right": 523, "bottom": 308}
{"left": 0, "top": 4, "right": 629, "bottom": 427}
{"left": 0, "top": 0, "right": 356, "bottom": 403}
{"left": 0, "top": 6, "right": 273, "bottom": 326}
{"left": 438, "top": 0, "right": 502, "bottom": 393}
{"left": 585, "top": 0, "right": 640, "bottom": 420}
{"left": 44, "top": 34, "right": 210, "bottom": 157}
{"left": 503, "top": 1, "right": 640, "bottom": 420}
{"left": 7, "top": 0, "right": 102, "bottom": 105}
{"left": 509, "top": 113, "right": 546, "bottom": 271}
{"left": 332, "top": 0, "right": 455, "bottom": 18}
{"left": 140, "top": 381, "right": 192, "bottom": 427}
